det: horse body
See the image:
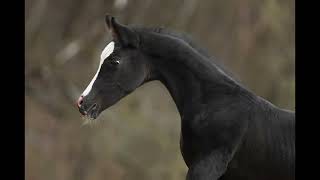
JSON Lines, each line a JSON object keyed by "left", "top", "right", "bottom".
{"left": 177, "top": 93, "right": 295, "bottom": 180}
{"left": 77, "top": 15, "right": 295, "bottom": 180}
{"left": 216, "top": 101, "right": 295, "bottom": 180}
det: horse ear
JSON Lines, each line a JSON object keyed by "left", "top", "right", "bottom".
{"left": 105, "top": 15, "right": 139, "bottom": 48}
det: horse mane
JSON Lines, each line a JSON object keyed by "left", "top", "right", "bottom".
{"left": 130, "top": 26, "right": 239, "bottom": 81}
{"left": 131, "top": 26, "right": 211, "bottom": 58}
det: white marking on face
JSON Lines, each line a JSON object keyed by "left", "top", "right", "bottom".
{"left": 81, "top": 41, "right": 115, "bottom": 96}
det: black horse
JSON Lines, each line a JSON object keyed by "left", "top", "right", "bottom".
{"left": 76, "top": 15, "right": 295, "bottom": 180}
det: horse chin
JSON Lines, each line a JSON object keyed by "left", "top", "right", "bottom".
{"left": 82, "top": 104, "right": 101, "bottom": 120}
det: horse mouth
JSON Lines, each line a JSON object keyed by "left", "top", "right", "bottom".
{"left": 81, "top": 103, "right": 100, "bottom": 120}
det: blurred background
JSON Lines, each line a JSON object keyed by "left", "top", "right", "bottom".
{"left": 25, "top": 0, "right": 295, "bottom": 179}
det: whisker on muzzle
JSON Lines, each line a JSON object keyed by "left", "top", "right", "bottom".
{"left": 81, "top": 116, "right": 94, "bottom": 127}
{"left": 80, "top": 114, "right": 101, "bottom": 127}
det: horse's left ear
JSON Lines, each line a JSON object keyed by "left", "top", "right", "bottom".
{"left": 105, "top": 15, "right": 139, "bottom": 48}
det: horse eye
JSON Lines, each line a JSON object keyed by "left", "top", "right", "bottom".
{"left": 110, "top": 60, "right": 120, "bottom": 65}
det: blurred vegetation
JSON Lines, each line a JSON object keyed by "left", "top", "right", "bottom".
{"left": 25, "top": 0, "right": 295, "bottom": 180}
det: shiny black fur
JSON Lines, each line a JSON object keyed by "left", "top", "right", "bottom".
{"left": 78, "top": 15, "right": 295, "bottom": 180}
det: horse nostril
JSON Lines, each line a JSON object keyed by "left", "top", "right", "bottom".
{"left": 77, "top": 95, "right": 84, "bottom": 108}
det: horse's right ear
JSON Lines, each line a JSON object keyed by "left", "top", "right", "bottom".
{"left": 105, "top": 15, "right": 139, "bottom": 48}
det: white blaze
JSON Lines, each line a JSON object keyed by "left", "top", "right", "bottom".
{"left": 81, "top": 41, "right": 115, "bottom": 96}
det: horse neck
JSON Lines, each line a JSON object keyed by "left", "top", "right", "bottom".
{"left": 140, "top": 32, "right": 246, "bottom": 116}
